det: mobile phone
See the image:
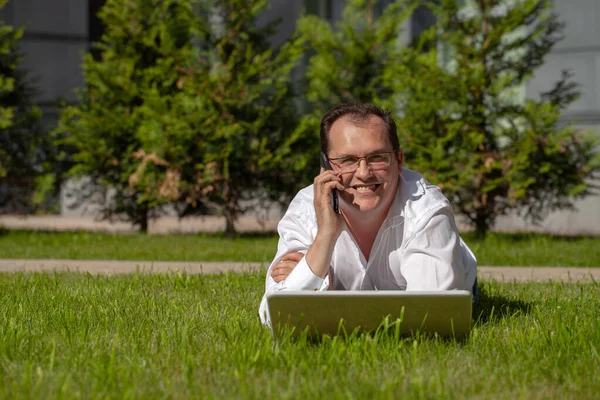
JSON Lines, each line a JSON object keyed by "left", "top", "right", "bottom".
{"left": 319, "top": 151, "right": 340, "bottom": 214}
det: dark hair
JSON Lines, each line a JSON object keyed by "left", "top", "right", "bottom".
{"left": 319, "top": 102, "right": 399, "bottom": 155}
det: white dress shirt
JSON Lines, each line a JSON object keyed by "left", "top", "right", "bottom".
{"left": 259, "top": 168, "right": 477, "bottom": 325}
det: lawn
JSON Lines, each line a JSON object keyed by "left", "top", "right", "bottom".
{"left": 0, "top": 272, "right": 599, "bottom": 399}
{"left": 0, "top": 229, "right": 599, "bottom": 266}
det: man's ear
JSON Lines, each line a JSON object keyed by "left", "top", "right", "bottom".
{"left": 396, "top": 149, "right": 404, "bottom": 167}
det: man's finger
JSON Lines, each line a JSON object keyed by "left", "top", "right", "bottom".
{"left": 271, "top": 268, "right": 293, "bottom": 278}
{"left": 270, "top": 267, "right": 294, "bottom": 282}
{"left": 272, "top": 274, "right": 289, "bottom": 283}
{"left": 314, "top": 170, "right": 340, "bottom": 186}
{"left": 270, "top": 263, "right": 295, "bottom": 276}
{"left": 324, "top": 180, "right": 345, "bottom": 192}
{"left": 281, "top": 251, "right": 304, "bottom": 262}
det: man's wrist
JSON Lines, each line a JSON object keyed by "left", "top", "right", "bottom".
{"left": 306, "top": 232, "right": 337, "bottom": 278}
{"left": 315, "top": 228, "right": 341, "bottom": 246}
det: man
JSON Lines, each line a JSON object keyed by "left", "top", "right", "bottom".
{"left": 259, "top": 103, "right": 477, "bottom": 325}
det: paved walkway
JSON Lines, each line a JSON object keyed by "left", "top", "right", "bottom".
{"left": 0, "top": 215, "right": 280, "bottom": 234}
{"left": 0, "top": 259, "right": 598, "bottom": 282}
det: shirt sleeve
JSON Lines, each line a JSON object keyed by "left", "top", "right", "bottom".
{"left": 258, "top": 212, "right": 330, "bottom": 326}
{"left": 400, "top": 205, "right": 467, "bottom": 291}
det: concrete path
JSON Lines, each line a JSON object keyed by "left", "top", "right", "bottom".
{"left": 0, "top": 215, "right": 279, "bottom": 234}
{"left": 0, "top": 259, "right": 598, "bottom": 282}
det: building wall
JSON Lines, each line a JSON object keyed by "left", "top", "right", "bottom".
{"left": 493, "top": 0, "right": 600, "bottom": 234}
{"left": 529, "top": 0, "right": 600, "bottom": 124}
{"left": 0, "top": 0, "right": 89, "bottom": 126}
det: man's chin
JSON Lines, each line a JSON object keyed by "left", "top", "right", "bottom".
{"left": 349, "top": 197, "right": 382, "bottom": 213}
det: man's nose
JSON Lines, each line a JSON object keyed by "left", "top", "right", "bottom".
{"left": 354, "top": 158, "right": 372, "bottom": 179}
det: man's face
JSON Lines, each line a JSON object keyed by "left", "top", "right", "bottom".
{"left": 327, "top": 114, "right": 403, "bottom": 214}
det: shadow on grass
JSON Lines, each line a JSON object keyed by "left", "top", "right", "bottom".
{"left": 473, "top": 287, "right": 533, "bottom": 326}
{"left": 274, "top": 312, "right": 475, "bottom": 346}
{"left": 0, "top": 228, "right": 123, "bottom": 237}
{"left": 229, "top": 231, "right": 278, "bottom": 239}
{"left": 0, "top": 228, "right": 279, "bottom": 239}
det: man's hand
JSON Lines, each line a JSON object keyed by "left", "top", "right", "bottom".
{"left": 270, "top": 251, "right": 304, "bottom": 283}
{"left": 301, "top": 168, "right": 345, "bottom": 279}
{"left": 314, "top": 167, "right": 345, "bottom": 237}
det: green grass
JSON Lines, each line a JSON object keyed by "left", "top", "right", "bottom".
{"left": 0, "top": 229, "right": 278, "bottom": 263}
{"left": 1, "top": 272, "right": 599, "bottom": 399}
{"left": 0, "top": 229, "right": 599, "bottom": 266}
{"left": 461, "top": 232, "right": 600, "bottom": 267}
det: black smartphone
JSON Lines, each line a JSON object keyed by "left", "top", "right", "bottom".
{"left": 319, "top": 151, "right": 340, "bottom": 214}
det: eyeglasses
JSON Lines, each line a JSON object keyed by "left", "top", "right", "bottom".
{"left": 328, "top": 151, "right": 397, "bottom": 173}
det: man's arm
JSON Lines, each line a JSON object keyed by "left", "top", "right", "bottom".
{"left": 259, "top": 226, "right": 329, "bottom": 325}
{"left": 259, "top": 168, "right": 345, "bottom": 325}
{"left": 266, "top": 167, "right": 344, "bottom": 288}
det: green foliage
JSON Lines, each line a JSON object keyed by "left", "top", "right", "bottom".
{"left": 54, "top": 0, "right": 198, "bottom": 231}
{"left": 167, "top": 0, "right": 304, "bottom": 235}
{"left": 285, "top": 0, "right": 416, "bottom": 183}
{"left": 0, "top": 0, "right": 45, "bottom": 212}
{"left": 388, "top": 0, "right": 600, "bottom": 237}
{"left": 55, "top": 0, "right": 302, "bottom": 234}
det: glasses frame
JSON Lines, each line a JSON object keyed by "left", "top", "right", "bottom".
{"left": 327, "top": 150, "right": 398, "bottom": 172}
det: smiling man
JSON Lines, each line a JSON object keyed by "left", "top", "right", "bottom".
{"left": 259, "top": 103, "right": 477, "bottom": 324}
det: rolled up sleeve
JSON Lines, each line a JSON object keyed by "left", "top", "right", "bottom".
{"left": 259, "top": 211, "right": 329, "bottom": 326}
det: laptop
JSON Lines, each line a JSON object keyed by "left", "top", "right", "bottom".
{"left": 266, "top": 290, "right": 472, "bottom": 340}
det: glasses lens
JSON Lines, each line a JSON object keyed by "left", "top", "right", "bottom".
{"left": 367, "top": 153, "right": 392, "bottom": 169}
{"left": 337, "top": 157, "right": 359, "bottom": 172}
